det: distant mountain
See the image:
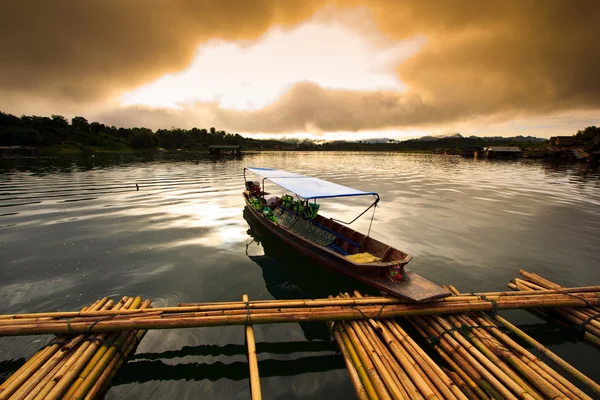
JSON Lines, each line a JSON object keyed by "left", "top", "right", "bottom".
{"left": 468, "top": 135, "right": 547, "bottom": 143}
{"left": 418, "top": 133, "right": 463, "bottom": 142}
{"left": 342, "top": 138, "right": 392, "bottom": 144}
{"left": 361, "top": 138, "right": 392, "bottom": 144}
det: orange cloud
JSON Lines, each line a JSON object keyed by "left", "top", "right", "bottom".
{"left": 1, "top": 1, "right": 599, "bottom": 134}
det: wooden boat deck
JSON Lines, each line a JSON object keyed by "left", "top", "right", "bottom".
{"left": 244, "top": 193, "right": 450, "bottom": 302}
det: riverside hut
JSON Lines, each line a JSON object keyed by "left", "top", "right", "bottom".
{"left": 483, "top": 146, "right": 522, "bottom": 159}
{"left": 208, "top": 145, "right": 242, "bottom": 155}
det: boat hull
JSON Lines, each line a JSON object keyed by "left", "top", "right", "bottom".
{"left": 243, "top": 202, "right": 450, "bottom": 302}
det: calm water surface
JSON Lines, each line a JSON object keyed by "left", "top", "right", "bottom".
{"left": 1, "top": 152, "right": 599, "bottom": 399}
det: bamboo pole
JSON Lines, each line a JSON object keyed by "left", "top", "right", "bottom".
{"left": 356, "top": 319, "right": 414, "bottom": 399}
{"left": 2, "top": 288, "right": 600, "bottom": 322}
{"left": 82, "top": 327, "right": 148, "bottom": 400}
{"left": 445, "top": 314, "right": 546, "bottom": 400}
{"left": 382, "top": 319, "right": 467, "bottom": 400}
{"left": 410, "top": 316, "right": 505, "bottom": 399}
{"left": 59, "top": 298, "right": 144, "bottom": 399}
{"left": 81, "top": 299, "right": 151, "bottom": 400}
{"left": 329, "top": 322, "right": 371, "bottom": 400}
{"left": 2, "top": 295, "right": 600, "bottom": 336}
{"left": 350, "top": 292, "right": 449, "bottom": 400}
{"left": 484, "top": 313, "right": 599, "bottom": 397}
{"left": 430, "top": 315, "right": 534, "bottom": 400}
{"left": 366, "top": 319, "right": 437, "bottom": 400}
{"left": 340, "top": 321, "right": 392, "bottom": 400}
{"left": 242, "top": 294, "right": 262, "bottom": 400}
{"left": 343, "top": 294, "right": 424, "bottom": 400}
{"left": 346, "top": 319, "right": 405, "bottom": 399}
{"left": 406, "top": 318, "right": 488, "bottom": 400}
{"left": 337, "top": 323, "right": 380, "bottom": 400}
{"left": 454, "top": 283, "right": 595, "bottom": 399}
{"left": 30, "top": 298, "right": 133, "bottom": 400}
{"left": 462, "top": 314, "right": 571, "bottom": 400}
{"left": 519, "top": 270, "right": 562, "bottom": 290}
{"left": 0, "top": 304, "right": 93, "bottom": 400}
{"left": 443, "top": 369, "right": 478, "bottom": 400}
{"left": 509, "top": 273, "right": 600, "bottom": 345}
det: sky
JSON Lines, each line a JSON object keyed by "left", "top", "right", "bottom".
{"left": 1, "top": 0, "right": 598, "bottom": 140}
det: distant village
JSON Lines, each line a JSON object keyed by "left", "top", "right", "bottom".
{"left": 0, "top": 109, "right": 598, "bottom": 163}
{"left": 435, "top": 131, "right": 600, "bottom": 163}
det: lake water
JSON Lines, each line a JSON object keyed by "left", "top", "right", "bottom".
{"left": 1, "top": 152, "right": 599, "bottom": 399}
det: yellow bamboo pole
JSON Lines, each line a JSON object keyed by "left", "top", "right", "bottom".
{"left": 59, "top": 297, "right": 144, "bottom": 399}
{"left": 484, "top": 313, "right": 598, "bottom": 397}
{"left": 410, "top": 316, "right": 504, "bottom": 399}
{"left": 348, "top": 318, "right": 406, "bottom": 399}
{"left": 443, "top": 368, "right": 478, "bottom": 400}
{"left": 336, "top": 323, "right": 380, "bottom": 400}
{"left": 383, "top": 319, "right": 467, "bottom": 400}
{"left": 2, "top": 289, "right": 600, "bottom": 322}
{"left": 341, "top": 321, "right": 392, "bottom": 400}
{"left": 82, "top": 327, "right": 148, "bottom": 400}
{"left": 518, "top": 270, "right": 562, "bottom": 290}
{"left": 356, "top": 319, "right": 414, "bottom": 399}
{"left": 367, "top": 319, "right": 437, "bottom": 400}
{"left": 0, "top": 344, "right": 60, "bottom": 399}
{"left": 445, "top": 314, "right": 546, "bottom": 400}
{"left": 0, "top": 304, "right": 91, "bottom": 400}
{"left": 344, "top": 293, "right": 424, "bottom": 400}
{"left": 2, "top": 295, "right": 600, "bottom": 336}
{"left": 242, "top": 294, "right": 262, "bottom": 400}
{"left": 421, "top": 315, "right": 519, "bottom": 400}
{"left": 329, "top": 321, "right": 371, "bottom": 400}
{"left": 406, "top": 318, "right": 487, "bottom": 399}
{"left": 454, "top": 284, "right": 594, "bottom": 399}
{"left": 431, "top": 315, "right": 535, "bottom": 400}
{"left": 33, "top": 298, "right": 134, "bottom": 400}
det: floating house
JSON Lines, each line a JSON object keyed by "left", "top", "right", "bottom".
{"left": 461, "top": 145, "right": 485, "bottom": 158}
{"left": 208, "top": 145, "right": 242, "bottom": 155}
{"left": 482, "top": 146, "right": 522, "bottom": 159}
{"left": 549, "top": 136, "right": 576, "bottom": 146}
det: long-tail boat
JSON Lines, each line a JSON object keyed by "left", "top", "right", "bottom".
{"left": 243, "top": 167, "right": 450, "bottom": 302}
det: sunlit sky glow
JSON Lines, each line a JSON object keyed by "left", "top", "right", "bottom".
{"left": 1, "top": 2, "right": 598, "bottom": 140}
{"left": 121, "top": 19, "right": 425, "bottom": 111}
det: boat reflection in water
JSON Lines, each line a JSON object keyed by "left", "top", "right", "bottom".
{"left": 243, "top": 206, "right": 377, "bottom": 341}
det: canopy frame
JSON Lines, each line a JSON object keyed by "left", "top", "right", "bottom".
{"left": 244, "top": 167, "right": 380, "bottom": 228}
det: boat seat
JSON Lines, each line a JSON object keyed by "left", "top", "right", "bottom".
{"left": 328, "top": 243, "right": 350, "bottom": 256}
{"left": 310, "top": 220, "right": 362, "bottom": 249}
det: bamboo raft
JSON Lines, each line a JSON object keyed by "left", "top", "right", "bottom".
{"left": 332, "top": 289, "right": 600, "bottom": 400}
{"left": 509, "top": 270, "right": 600, "bottom": 348}
{"left": 0, "top": 272, "right": 599, "bottom": 399}
{"left": 0, "top": 296, "right": 150, "bottom": 400}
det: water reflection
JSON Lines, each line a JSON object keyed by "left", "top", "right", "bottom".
{"left": 243, "top": 206, "right": 378, "bottom": 299}
{"left": 243, "top": 206, "right": 374, "bottom": 342}
{"left": 1, "top": 152, "right": 599, "bottom": 397}
{"left": 116, "top": 354, "right": 343, "bottom": 384}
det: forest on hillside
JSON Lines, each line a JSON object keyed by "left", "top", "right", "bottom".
{"left": 2, "top": 111, "right": 597, "bottom": 153}
{"left": 0, "top": 112, "right": 286, "bottom": 151}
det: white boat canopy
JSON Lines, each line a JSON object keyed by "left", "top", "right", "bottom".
{"left": 245, "top": 167, "right": 379, "bottom": 200}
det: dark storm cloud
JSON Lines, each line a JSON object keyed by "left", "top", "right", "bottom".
{"left": 2, "top": 0, "right": 599, "bottom": 132}
{"left": 0, "top": 0, "right": 323, "bottom": 102}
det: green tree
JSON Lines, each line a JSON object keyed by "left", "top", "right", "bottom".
{"left": 71, "top": 116, "right": 90, "bottom": 133}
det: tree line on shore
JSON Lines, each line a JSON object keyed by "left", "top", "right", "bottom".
{"left": 0, "top": 111, "right": 286, "bottom": 151}
{"left": 1, "top": 110, "right": 597, "bottom": 153}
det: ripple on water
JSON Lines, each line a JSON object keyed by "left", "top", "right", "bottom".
{"left": 0, "top": 153, "right": 599, "bottom": 397}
